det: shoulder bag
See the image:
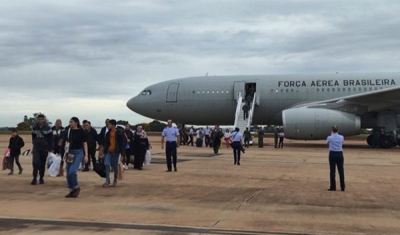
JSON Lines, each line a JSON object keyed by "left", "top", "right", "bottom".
{"left": 64, "top": 128, "right": 75, "bottom": 163}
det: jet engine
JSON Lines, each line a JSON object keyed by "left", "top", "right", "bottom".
{"left": 282, "top": 108, "right": 361, "bottom": 140}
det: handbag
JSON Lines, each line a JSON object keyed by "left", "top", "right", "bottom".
{"left": 63, "top": 128, "right": 75, "bottom": 163}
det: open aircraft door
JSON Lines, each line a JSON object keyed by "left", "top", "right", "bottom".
{"left": 166, "top": 83, "right": 179, "bottom": 102}
{"left": 233, "top": 81, "right": 245, "bottom": 100}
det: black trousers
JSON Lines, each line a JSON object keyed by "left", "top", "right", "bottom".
{"left": 85, "top": 148, "right": 96, "bottom": 169}
{"left": 134, "top": 148, "right": 146, "bottom": 169}
{"left": 274, "top": 137, "right": 278, "bottom": 148}
{"left": 165, "top": 141, "right": 177, "bottom": 170}
{"left": 232, "top": 142, "right": 241, "bottom": 163}
{"left": 187, "top": 135, "right": 193, "bottom": 146}
{"left": 258, "top": 137, "right": 263, "bottom": 147}
{"left": 278, "top": 137, "right": 284, "bottom": 148}
{"left": 329, "top": 151, "right": 345, "bottom": 191}
{"left": 243, "top": 111, "right": 248, "bottom": 120}
{"left": 32, "top": 147, "right": 48, "bottom": 180}
{"left": 213, "top": 139, "right": 221, "bottom": 154}
{"left": 125, "top": 148, "right": 132, "bottom": 165}
{"left": 9, "top": 155, "right": 22, "bottom": 172}
{"left": 244, "top": 138, "right": 250, "bottom": 148}
{"left": 205, "top": 135, "right": 210, "bottom": 147}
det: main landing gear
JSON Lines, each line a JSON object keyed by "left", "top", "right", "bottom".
{"left": 366, "top": 129, "right": 398, "bottom": 148}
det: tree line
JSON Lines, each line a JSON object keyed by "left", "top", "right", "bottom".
{"left": 15, "top": 113, "right": 167, "bottom": 132}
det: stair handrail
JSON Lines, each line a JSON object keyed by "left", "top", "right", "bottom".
{"left": 233, "top": 92, "right": 243, "bottom": 128}
{"left": 247, "top": 92, "right": 257, "bottom": 128}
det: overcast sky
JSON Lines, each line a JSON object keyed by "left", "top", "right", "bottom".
{"left": 1, "top": 0, "right": 400, "bottom": 127}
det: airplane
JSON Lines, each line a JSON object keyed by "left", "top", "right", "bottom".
{"left": 126, "top": 72, "right": 400, "bottom": 148}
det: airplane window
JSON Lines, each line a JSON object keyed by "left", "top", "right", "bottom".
{"left": 202, "top": 91, "right": 205, "bottom": 94}
{"left": 317, "top": 88, "right": 319, "bottom": 92}
{"left": 369, "top": 87, "right": 372, "bottom": 91}
{"left": 291, "top": 89, "right": 294, "bottom": 92}
{"left": 353, "top": 88, "right": 356, "bottom": 91}
{"left": 275, "top": 89, "right": 278, "bottom": 93}
{"left": 270, "top": 89, "right": 274, "bottom": 92}
{"left": 348, "top": 88, "right": 351, "bottom": 92}
{"left": 332, "top": 88, "right": 335, "bottom": 92}
{"left": 364, "top": 87, "right": 367, "bottom": 91}
{"left": 212, "top": 91, "right": 214, "bottom": 94}
{"left": 197, "top": 91, "right": 200, "bottom": 94}
{"left": 207, "top": 91, "right": 210, "bottom": 94}
{"left": 216, "top": 91, "right": 219, "bottom": 93}
{"left": 322, "top": 88, "right": 325, "bottom": 92}
{"left": 327, "top": 88, "right": 330, "bottom": 92}
{"left": 358, "top": 88, "right": 362, "bottom": 91}
{"left": 226, "top": 91, "right": 229, "bottom": 93}
{"left": 141, "top": 90, "right": 152, "bottom": 95}
{"left": 221, "top": 91, "right": 224, "bottom": 94}
{"left": 281, "top": 89, "right": 284, "bottom": 93}
{"left": 380, "top": 87, "right": 383, "bottom": 89}
{"left": 286, "top": 89, "right": 289, "bottom": 93}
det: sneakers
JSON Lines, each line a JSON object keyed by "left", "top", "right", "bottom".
{"left": 39, "top": 178, "right": 45, "bottom": 184}
{"left": 103, "top": 181, "right": 110, "bottom": 187}
{"left": 8, "top": 171, "right": 13, "bottom": 175}
{"left": 123, "top": 164, "right": 128, "bottom": 170}
{"left": 112, "top": 180, "right": 117, "bottom": 187}
{"left": 31, "top": 179, "right": 37, "bottom": 185}
{"left": 18, "top": 168, "right": 23, "bottom": 175}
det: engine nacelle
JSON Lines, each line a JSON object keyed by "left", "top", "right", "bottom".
{"left": 282, "top": 108, "right": 361, "bottom": 140}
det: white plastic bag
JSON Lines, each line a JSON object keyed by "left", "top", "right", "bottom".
{"left": 47, "top": 152, "right": 56, "bottom": 169}
{"left": 49, "top": 154, "right": 62, "bottom": 177}
{"left": 144, "top": 150, "right": 151, "bottom": 165}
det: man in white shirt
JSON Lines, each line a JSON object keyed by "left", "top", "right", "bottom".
{"left": 204, "top": 126, "right": 211, "bottom": 147}
{"left": 187, "top": 126, "right": 194, "bottom": 146}
{"left": 230, "top": 127, "right": 243, "bottom": 165}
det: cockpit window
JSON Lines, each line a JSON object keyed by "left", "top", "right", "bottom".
{"left": 141, "top": 90, "right": 152, "bottom": 95}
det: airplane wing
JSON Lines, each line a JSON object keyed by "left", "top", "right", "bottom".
{"left": 290, "top": 86, "right": 400, "bottom": 113}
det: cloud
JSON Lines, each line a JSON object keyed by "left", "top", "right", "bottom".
{"left": 1, "top": 0, "right": 400, "bottom": 126}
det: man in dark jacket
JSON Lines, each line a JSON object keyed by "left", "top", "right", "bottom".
{"left": 211, "top": 125, "right": 223, "bottom": 154}
{"left": 243, "top": 128, "right": 251, "bottom": 148}
{"left": 103, "top": 119, "right": 125, "bottom": 187}
{"left": 31, "top": 114, "right": 53, "bottom": 185}
{"left": 83, "top": 121, "right": 98, "bottom": 171}
{"left": 8, "top": 129, "right": 25, "bottom": 175}
{"left": 242, "top": 103, "right": 249, "bottom": 120}
{"left": 98, "top": 119, "right": 110, "bottom": 147}
{"left": 51, "top": 119, "right": 65, "bottom": 155}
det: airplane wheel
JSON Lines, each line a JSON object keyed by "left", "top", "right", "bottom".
{"left": 366, "top": 135, "right": 374, "bottom": 147}
{"left": 379, "top": 135, "right": 392, "bottom": 149}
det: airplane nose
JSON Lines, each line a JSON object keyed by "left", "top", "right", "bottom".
{"left": 126, "top": 96, "right": 137, "bottom": 111}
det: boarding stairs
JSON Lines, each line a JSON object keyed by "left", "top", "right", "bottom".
{"left": 234, "top": 92, "right": 257, "bottom": 132}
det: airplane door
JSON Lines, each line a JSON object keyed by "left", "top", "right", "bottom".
{"left": 166, "top": 83, "right": 180, "bottom": 102}
{"left": 233, "top": 81, "right": 245, "bottom": 100}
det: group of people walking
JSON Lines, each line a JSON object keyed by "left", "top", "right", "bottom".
{"left": 7, "top": 115, "right": 152, "bottom": 198}
{"left": 6, "top": 115, "right": 346, "bottom": 199}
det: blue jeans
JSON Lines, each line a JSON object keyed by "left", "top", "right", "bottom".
{"left": 66, "top": 149, "right": 83, "bottom": 192}
{"left": 104, "top": 152, "right": 119, "bottom": 182}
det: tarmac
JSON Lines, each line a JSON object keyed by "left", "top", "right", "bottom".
{"left": 0, "top": 135, "right": 399, "bottom": 235}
